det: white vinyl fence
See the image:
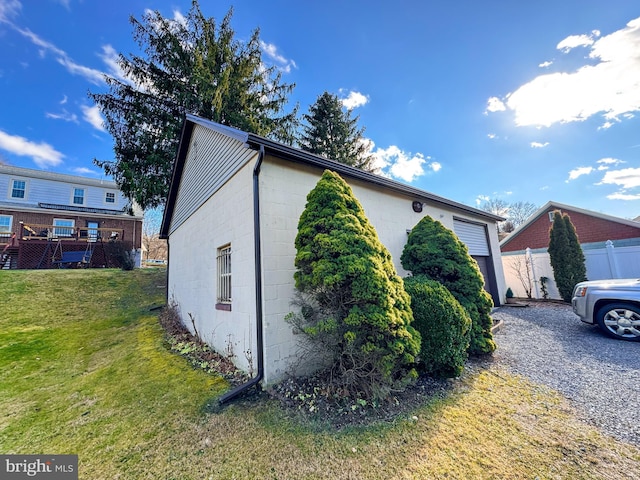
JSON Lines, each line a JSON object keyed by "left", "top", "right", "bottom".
{"left": 502, "top": 240, "right": 640, "bottom": 300}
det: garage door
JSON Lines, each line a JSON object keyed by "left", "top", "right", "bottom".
{"left": 453, "top": 220, "right": 490, "bottom": 256}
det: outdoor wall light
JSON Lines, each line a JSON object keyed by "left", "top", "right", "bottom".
{"left": 412, "top": 201, "right": 423, "bottom": 213}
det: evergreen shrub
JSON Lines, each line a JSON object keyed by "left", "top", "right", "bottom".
{"left": 288, "top": 170, "right": 421, "bottom": 401}
{"left": 401, "top": 215, "right": 496, "bottom": 355}
{"left": 404, "top": 276, "right": 471, "bottom": 377}
{"left": 548, "top": 211, "right": 587, "bottom": 302}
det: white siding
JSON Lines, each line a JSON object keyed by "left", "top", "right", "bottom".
{"left": 1, "top": 171, "right": 126, "bottom": 210}
{"left": 167, "top": 161, "right": 257, "bottom": 373}
{"left": 169, "top": 125, "right": 256, "bottom": 233}
{"left": 258, "top": 157, "right": 506, "bottom": 383}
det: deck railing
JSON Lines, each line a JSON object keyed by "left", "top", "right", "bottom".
{"left": 14, "top": 223, "right": 125, "bottom": 243}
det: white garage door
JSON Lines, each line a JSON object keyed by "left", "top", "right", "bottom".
{"left": 453, "top": 220, "right": 490, "bottom": 256}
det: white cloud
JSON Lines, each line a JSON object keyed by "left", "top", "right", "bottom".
{"left": 598, "top": 167, "right": 640, "bottom": 189}
{"left": 72, "top": 167, "right": 99, "bottom": 176}
{"left": 597, "top": 157, "right": 624, "bottom": 170}
{"left": 99, "top": 44, "right": 127, "bottom": 82}
{"left": 490, "top": 18, "right": 640, "bottom": 128}
{"left": 487, "top": 133, "right": 497, "bottom": 139}
{"left": 566, "top": 166, "right": 594, "bottom": 181}
{"left": 485, "top": 96, "right": 506, "bottom": 113}
{"left": 0, "top": 129, "right": 64, "bottom": 168}
{"left": 260, "top": 40, "right": 297, "bottom": 73}
{"left": 530, "top": 141, "right": 549, "bottom": 148}
{"left": 556, "top": 31, "right": 599, "bottom": 52}
{"left": 370, "top": 144, "right": 431, "bottom": 182}
{"left": 59, "top": 95, "right": 67, "bottom": 105}
{"left": 56, "top": 56, "right": 105, "bottom": 85}
{"left": 0, "top": 0, "right": 21, "bottom": 23}
{"left": 539, "top": 61, "right": 553, "bottom": 68}
{"left": 81, "top": 105, "right": 106, "bottom": 132}
{"left": 13, "top": 25, "right": 106, "bottom": 84}
{"left": 340, "top": 90, "right": 369, "bottom": 109}
{"left": 607, "top": 191, "right": 640, "bottom": 200}
{"left": 46, "top": 109, "right": 78, "bottom": 123}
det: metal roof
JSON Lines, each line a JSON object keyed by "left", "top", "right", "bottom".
{"left": 161, "top": 114, "right": 504, "bottom": 237}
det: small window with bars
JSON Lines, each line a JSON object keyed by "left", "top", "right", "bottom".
{"left": 105, "top": 192, "right": 116, "bottom": 204}
{"left": 216, "top": 244, "right": 232, "bottom": 309}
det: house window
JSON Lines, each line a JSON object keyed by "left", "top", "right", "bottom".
{"left": 11, "top": 180, "right": 26, "bottom": 199}
{"left": 53, "top": 218, "right": 74, "bottom": 237}
{"left": 73, "top": 188, "right": 85, "bottom": 205}
{"left": 0, "top": 215, "right": 12, "bottom": 236}
{"left": 87, "top": 221, "right": 99, "bottom": 242}
{"left": 105, "top": 192, "right": 116, "bottom": 204}
{"left": 216, "top": 244, "right": 231, "bottom": 310}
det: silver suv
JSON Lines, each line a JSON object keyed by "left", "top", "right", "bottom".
{"left": 572, "top": 279, "right": 640, "bottom": 341}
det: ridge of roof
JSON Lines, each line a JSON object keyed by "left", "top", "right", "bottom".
{"left": 0, "top": 164, "right": 118, "bottom": 188}
{"left": 161, "top": 115, "right": 504, "bottom": 237}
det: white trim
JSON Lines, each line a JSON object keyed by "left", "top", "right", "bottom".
{"left": 0, "top": 214, "right": 12, "bottom": 233}
{"left": 53, "top": 218, "right": 75, "bottom": 237}
{"left": 104, "top": 191, "right": 117, "bottom": 205}
{"left": 8, "top": 178, "right": 29, "bottom": 201}
{"left": 71, "top": 186, "right": 86, "bottom": 206}
{"left": 216, "top": 244, "right": 232, "bottom": 304}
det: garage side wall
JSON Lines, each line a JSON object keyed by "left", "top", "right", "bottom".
{"left": 167, "top": 126, "right": 259, "bottom": 373}
{"left": 258, "top": 157, "right": 505, "bottom": 384}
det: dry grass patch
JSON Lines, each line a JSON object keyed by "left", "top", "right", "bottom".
{"left": 2, "top": 269, "right": 639, "bottom": 479}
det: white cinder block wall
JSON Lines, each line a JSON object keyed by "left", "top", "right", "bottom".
{"left": 258, "top": 157, "right": 505, "bottom": 384}
{"left": 168, "top": 163, "right": 258, "bottom": 373}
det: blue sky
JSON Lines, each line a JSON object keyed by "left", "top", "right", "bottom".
{"left": 1, "top": 0, "right": 640, "bottom": 220}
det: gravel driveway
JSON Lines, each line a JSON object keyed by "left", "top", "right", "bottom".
{"left": 491, "top": 302, "right": 639, "bottom": 447}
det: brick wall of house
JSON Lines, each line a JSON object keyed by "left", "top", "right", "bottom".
{"left": 501, "top": 208, "right": 640, "bottom": 252}
{"left": 0, "top": 209, "right": 142, "bottom": 248}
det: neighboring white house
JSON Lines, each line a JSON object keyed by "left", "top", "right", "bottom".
{"left": 160, "top": 114, "right": 506, "bottom": 398}
{"left": 0, "top": 164, "right": 143, "bottom": 269}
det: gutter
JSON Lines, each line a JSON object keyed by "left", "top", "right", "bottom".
{"left": 218, "top": 145, "right": 265, "bottom": 404}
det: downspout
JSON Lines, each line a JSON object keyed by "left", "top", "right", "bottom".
{"left": 218, "top": 145, "right": 265, "bottom": 405}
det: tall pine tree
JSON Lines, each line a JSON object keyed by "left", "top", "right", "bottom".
{"left": 298, "top": 92, "right": 375, "bottom": 171}
{"left": 548, "top": 211, "right": 587, "bottom": 302}
{"left": 90, "top": 1, "right": 297, "bottom": 209}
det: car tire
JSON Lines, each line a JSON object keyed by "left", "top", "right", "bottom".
{"left": 595, "top": 303, "right": 640, "bottom": 342}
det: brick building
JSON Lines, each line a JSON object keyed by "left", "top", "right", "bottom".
{"left": 0, "top": 165, "right": 142, "bottom": 269}
{"left": 500, "top": 201, "right": 640, "bottom": 253}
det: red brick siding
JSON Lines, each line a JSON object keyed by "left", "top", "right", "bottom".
{"left": 501, "top": 209, "right": 640, "bottom": 252}
{"left": 0, "top": 209, "right": 142, "bottom": 249}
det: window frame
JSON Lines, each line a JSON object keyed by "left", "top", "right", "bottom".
{"left": 0, "top": 214, "right": 12, "bottom": 236}
{"left": 72, "top": 187, "right": 85, "bottom": 205}
{"left": 105, "top": 191, "right": 116, "bottom": 205}
{"left": 216, "top": 244, "right": 232, "bottom": 310}
{"left": 9, "top": 178, "right": 28, "bottom": 200}
{"left": 53, "top": 218, "right": 75, "bottom": 238}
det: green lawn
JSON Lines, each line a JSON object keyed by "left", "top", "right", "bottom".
{"left": 1, "top": 269, "right": 639, "bottom": 479}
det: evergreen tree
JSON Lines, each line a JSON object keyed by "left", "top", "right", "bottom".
{"left": 404, "top": 276, "right": 471, "bottom": 378}
{"left": 90, "top": 1, "right": 297, "bottom": 209}
{"left": 548, "top": 211, "right": 587, "bottom": 302}
{"left": 289, "top": 170, "right": 420, "bottom": 400}
{"left": 299, "top": 92, "right": 375, "bottom": 171}
{"left": 401, "top": 215, "right": 496, "bottom": 355}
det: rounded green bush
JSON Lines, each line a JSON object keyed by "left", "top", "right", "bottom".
{"left": 401, "top": 215, "right": 496, "bottom": 355}
{"left": 404, "top": 276, "right": 471, "bottom": 378}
